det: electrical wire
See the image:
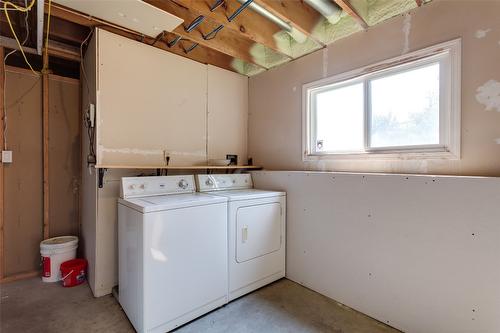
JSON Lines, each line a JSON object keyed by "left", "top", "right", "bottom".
{"left": 3, "top": 0, "right": 38, "bottom": 75}
{"left": 3, "top": 0, "right": 34, "bottom": 150}
{"left": 80, "top": 28, "right": 96, "bottom": 165}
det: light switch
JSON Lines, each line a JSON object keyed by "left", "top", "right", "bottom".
{"left": 2, "top": 151, "right": 12, "bottom": 163}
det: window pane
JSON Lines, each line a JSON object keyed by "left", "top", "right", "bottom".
{"left": 314, "top": 83, "right": 364, "bottom": 153}
{"left": 369, "top": 63, "right": 440, "bottom": 148}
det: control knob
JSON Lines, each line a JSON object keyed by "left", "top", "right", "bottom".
{"left": 178, "top": 179, "right": 189, "bottom": 189}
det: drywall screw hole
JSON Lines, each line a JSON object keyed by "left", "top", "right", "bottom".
{"left": 472, "top": 233, "right": 475, "bottom": 236}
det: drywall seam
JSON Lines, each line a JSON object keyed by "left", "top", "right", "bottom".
{"left": 322, "top": 48, "right": 328, "bottom": 78}
{"left": 475, "top": 79, "right": 500, "bottom": 112}
{"left": 402, "top": 14, "right": 411, "bottom": 54}
{"left": 99, "top": 146, "right": 207, "bottom": 157}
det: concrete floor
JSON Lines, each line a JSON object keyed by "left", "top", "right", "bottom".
{"left": 1, "top": 278, "right": 399, "bottom": 333}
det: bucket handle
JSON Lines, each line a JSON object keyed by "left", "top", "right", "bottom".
{"left": 61, "top": 270, "right": 74, "bottom": 281}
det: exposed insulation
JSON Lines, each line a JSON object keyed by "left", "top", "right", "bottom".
{"left": 250, "top": 44, "right": 290, "bottom": 69}
{"left": 231, "top": 58, "right": 266, "bottom": 76}
{"left": 366, "top": 0, "right": 417, "bottom": 26}
{"left": 313, "top": 15, "right": 362, "bottom": 45}
{"left": 273, "top": 31, "right": 322, "bottom": 59}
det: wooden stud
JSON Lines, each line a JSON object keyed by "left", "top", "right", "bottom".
{"left": 0, "top": 36, "right": 80, "bottom": 62}
{"left": 145, "top": 0, "right": 268, "bottom": 69}
{"left": 332, "top": 0, "right": 369, "bottom": 29}
{"left": 0, "top": 47, "right": 4, "bottom": 280}
{"left": 42, "top": 46, "right": 49, "bottom": 240}
{"left": 172, "top": 0, "right": 292, "bottom": 58}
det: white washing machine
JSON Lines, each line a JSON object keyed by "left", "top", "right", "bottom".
{"left": 196, "top": 174, "right": 286, "bottom": 301}
{"left": 118, "top": 175, "right": 228, "bottom": 333}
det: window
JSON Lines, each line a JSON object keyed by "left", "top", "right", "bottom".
{"left": 303, "top": 39, "right": 461, "bottom": 160}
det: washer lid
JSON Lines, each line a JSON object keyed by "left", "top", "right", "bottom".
{"left": 118, "top": 193, "right": 227, "bottom": 213}
{"left": 206, "top": 189, "right": 285, "bottom": 201}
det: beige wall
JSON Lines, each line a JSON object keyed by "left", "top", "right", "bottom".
{"left": 248, "top": 0, "right": 500, "bottom": 176}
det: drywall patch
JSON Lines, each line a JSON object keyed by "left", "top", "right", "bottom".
{"left": 475, "top": 29, "right": 492, "bottom": 39}
{"left": 402, "top": 14, "right": 411, "bottom": 54}
{"left": 494, "top": 138, "right": 500, "bottom": 145}
{"left": 323, "top": 48, "right": 328, "bottom": 78}
{"left": 475, "top": 80, "right": 500, "bottom": 112}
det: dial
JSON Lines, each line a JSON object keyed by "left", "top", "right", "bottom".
{"left": 178, "top": 179, "right": 189, "bottom": 189}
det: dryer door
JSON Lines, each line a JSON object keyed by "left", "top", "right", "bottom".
{"left": 236, "top": 203, "right": 282, "bottom": 263}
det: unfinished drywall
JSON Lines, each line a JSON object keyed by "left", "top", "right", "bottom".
{"left": 97, "top": 29, "right": 208, "bottom": 167}
{"left": 93, "top": 29, "right": 249, "bottom": 167}
{"left": 207, "top": 65, "right": 248, "bottom": 163}
{"left": 3, "top": 69, "right": 43, "bottom": 276}
{"left": 248, "top": 0, "right": 500, "bottom": 176}
{"left": 48, "top": 76, "right": 80, "bottom": 237}
{"left": 252, "top": 170, "right": 500, "bottom": 333}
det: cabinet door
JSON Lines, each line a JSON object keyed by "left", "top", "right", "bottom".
{"left": 208, "top": 65, "right": 248, "bottom": 164}
{"left": 97, "top": 29, "right": 207, "bottom": 167}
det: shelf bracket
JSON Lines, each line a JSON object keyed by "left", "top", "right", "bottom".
{"left": 98, "top": 168, "right": 107, "bottom": 188}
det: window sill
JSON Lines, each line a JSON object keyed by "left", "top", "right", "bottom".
{"left": 304, "top": 150, "right": 460, "bottom": 161}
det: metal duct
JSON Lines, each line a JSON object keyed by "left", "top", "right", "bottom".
{"left": 304, "top": 0, "right": 342, "bottom": 25}
{"left": 237, "top": 0, "right": 308, "bottom": 43}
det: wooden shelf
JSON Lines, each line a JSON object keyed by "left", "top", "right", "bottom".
{"left": 95, "top": 165, "right": 262, "bottom": 170}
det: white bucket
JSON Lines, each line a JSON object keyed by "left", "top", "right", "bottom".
{"left": 40, "top": 236, "right": 78, "bottom": 283}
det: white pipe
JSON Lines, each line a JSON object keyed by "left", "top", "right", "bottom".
{"left": 304, "top": 0, "right": 342, "bottom": 25}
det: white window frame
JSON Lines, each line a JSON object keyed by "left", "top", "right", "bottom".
{"left": 302, "top": 38, "right": 461, "bottom": 161}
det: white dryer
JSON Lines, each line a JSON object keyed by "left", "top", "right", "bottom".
{"left": 197, "top": 174, "right": 286, "bottom": 301}
{"left": 118, "top": 175, "right": 228, "bottom": 333}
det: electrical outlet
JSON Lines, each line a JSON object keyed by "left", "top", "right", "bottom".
{"left": 2, "top": 151, "right": 12, "bottom": 163}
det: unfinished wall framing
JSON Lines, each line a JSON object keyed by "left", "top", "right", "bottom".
{"left": 1, "top": 66, "right": 80, "bottom": 281}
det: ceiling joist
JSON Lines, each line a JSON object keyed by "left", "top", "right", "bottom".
{"left": 332, "top": 0, "right": 369, "bottom": 29}
{"left": 145, "top": 0, "right": 268, "bottom": 69}
{"left": 47, "top": 3, "right": 242, "bottom": 73}
{"left": 171, "top": 0, "right": 291, "bottom": 58}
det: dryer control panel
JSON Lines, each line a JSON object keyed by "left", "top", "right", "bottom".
{"left": 121, "top": 175, "right": 195, "bottom": 199}
{"left": 196, "top": 174, "right": 253, "bottom": 192}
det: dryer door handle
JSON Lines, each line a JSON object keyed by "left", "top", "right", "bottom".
{"left": 242, "top": 225, "right": 248, "bottom": 243}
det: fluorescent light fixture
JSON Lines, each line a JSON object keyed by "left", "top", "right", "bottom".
{"left": 54, "top": 0, "right": 184, "bottom": 37}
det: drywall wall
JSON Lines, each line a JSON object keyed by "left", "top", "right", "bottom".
{"left": 252, "top": 170, "right": 500, "bottom": 333}
{"left": 248, "top": 0, "right": 500, "bottom": 176}
{"left": 207, "top": 65, "right": 248, "bottom": 163}
{"left": 94, "top": 29, "right": 249, "bottom": 167}
{"left": 97, "top": 29, "right": 207, "bottom": 167}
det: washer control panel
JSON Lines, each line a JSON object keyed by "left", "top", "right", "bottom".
{"left": 121, "top": 175, "right": 195, "bottom": 198}
{"left": 196, "top": 174, "right": 253, "bottom": 192}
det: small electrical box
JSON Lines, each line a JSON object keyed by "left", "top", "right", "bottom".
{"left": 2, "top": 151, "right": 12, "bottom": 163}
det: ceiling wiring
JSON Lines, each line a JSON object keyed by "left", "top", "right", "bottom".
{"left": 3, "top": 0, "right": 38, "bottom": 75}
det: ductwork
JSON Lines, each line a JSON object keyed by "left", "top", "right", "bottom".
{"left": 236, "top": 0, "right": 308, "bottom": 43}
{"left": 304, "top": 0, "right": 343, "bottom": 25}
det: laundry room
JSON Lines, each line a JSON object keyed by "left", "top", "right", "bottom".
{"left": 1, "top": 1, "right": 500, "bottom": 333}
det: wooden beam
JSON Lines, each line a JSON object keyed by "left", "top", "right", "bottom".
{"left": 42, "top": 45, "right": 49, "bottom": 240}
{"left": 172, "top": 0, "right": 291, "bottom": 58}
{"left": 0, "top": 46, "right": 4, "bottom": 280}
{"left": 253, "top": 0, "right": 323, "bottom": 39}
{"left": 332, "top": 0, "right": 369, "bottom": 29}
{"left": 48, "top": 3, "right": 247, "bottom": 74}
{"left": 0, "top": 36, "right": 80, "bottom": 62}
{"left": 145, "top": 0, "right": 268, "bottom": 68}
